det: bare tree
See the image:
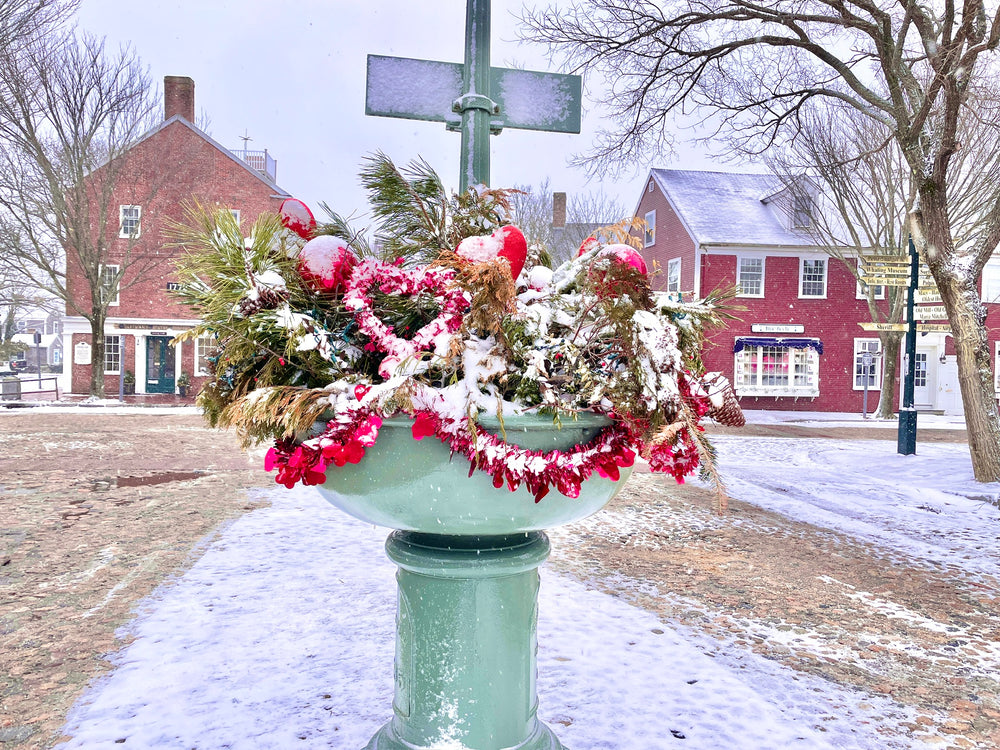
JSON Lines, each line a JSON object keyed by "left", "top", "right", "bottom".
{"left": 768, "top": 105, "right": 910, "bottom": 420}
{"left": 0, "top": 32, "right": 166, "bottom": 396}
{"left": 522, "top": 1, "right": 1000, "bottom": 481}
{"left": 509, "top": 178, "right": 627, "bottom": 264}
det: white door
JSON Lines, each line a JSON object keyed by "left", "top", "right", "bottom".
{"left": 913, "top": 348, "right": 935, "bottom": 409}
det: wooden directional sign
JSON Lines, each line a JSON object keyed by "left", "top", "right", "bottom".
{"left": 860, "top": 254, "right": 910, "bottom": 264}
{"left": 366, "top": 55, "right": 583, "bottom": 134}
{"left": 859, "top": 322, "right": 908, "bottom": 331}
{"left": 914, "top": 289, "right": 943, "bottom": 304}
{"left": 858, "top": 276, "right": 912, "bottom": 288}
{"left": 914, "top": 305, "right": 949, "bottom": 321}
{"left": 860, "top": 321, "right": 952, "bottom": 332}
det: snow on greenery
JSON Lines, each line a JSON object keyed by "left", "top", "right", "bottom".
{"left": 172, "top": 155, "right": 740, "bottom": 500}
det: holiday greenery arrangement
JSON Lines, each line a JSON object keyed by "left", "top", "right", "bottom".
{"left": 173, "top": 155, "right": 743, "bottom": 502}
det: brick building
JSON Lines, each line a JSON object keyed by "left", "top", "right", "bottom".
{"left": 633, "top": 169, "right": 998, "bottom": 415}
{"left": 61, "top": 76, "right": 291, "bottom": 396}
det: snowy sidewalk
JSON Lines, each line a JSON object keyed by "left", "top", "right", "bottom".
{"left": 58, "top": 486, "right": 928, "bottom": 750}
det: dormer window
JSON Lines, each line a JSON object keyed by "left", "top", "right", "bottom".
{"left": 792, "top": 195, "right": 813, "bottom": 228}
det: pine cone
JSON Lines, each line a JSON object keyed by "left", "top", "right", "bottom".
{"left": 237, "top": 286, "right": 289, "bottom": 316}
{"left": 703, "top": 372, "right": 745, "bottom": 427}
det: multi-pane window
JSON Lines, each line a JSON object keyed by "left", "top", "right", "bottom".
{"left": 100, "top": 264, "right": 120, "bottom": 306}
{"left": 195, "top": 335, "right": 218, "bottom": 376}
{"left": 644, "top": 210, "right": 656, "bottom": 247}
{"left": 853, "top": 339, "right": 881, "bottom": 390}
{"left": 792, "top": 195, "right": 813, "bottom": 228}
{"left": 119, "top": 205, "right": 141, "bottom": 238}
{"left": 667, "top": 257, "right": 681, "bottom": 293}
{"left": 104, "top": 335, "right": 121, "bottom": 373}
{"left": 799, "top": 258, "right": 827, "bottom": 298}
{"left": 230, "top": 209, "right": 241, "bottom": 226}
{"left": 914, "top": 352, "right": 928, "bottom": 388}
{"left": 737, "top": 257, "right": 764, "bottom": 297}
{"left": 734, "top": 344, "right": 820, "bottom": 396}
{"left": 982, "top": 260, "right": 1000, "bottom": 303}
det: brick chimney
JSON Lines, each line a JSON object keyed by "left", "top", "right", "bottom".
{"left": 164, "top": 76, "right": 195, "bottom": 122}
{"left": 552, "top": 192, "right": 567, "bottom": 228}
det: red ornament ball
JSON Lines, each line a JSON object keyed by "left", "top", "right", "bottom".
{"left": 298, "top": 235, "right": 355, "bottom": 292}
{"left": 495, "top": 225, "right": 528, "bottom": 281}
{"left": 455, "top": 224, "right": 528, "bottom": 281}
{"left": 280, "top": 198, "right": 316, "bottom": 239}
{"left": 603, "top": 243, "right": 648, "bottom": 275}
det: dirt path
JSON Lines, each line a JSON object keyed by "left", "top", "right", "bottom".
{"left": 1, "top": 412, "right": 994, "bottom": 749}
{"left": 0, "top": 412, "right": 268, "bottom": 748}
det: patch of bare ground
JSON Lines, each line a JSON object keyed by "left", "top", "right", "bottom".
{"left": 549, "top": 470, "right": 1000, "bottom": 750}
{"left": 0, "top": 412, "right": 270, "bottom": 749}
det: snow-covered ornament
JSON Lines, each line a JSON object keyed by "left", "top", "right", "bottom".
{"left": 577, "top": 236, "right": 601, "bottom": 256}
{"left": 601, "top": 243, "right": 648, "bottom": 275}
{"left": 526, "top": 265, "right": 553, "bottom": 291}
{"left": 298, "top": 235, "right": 356, "bottom": 293}
{"left": 456, "top": 224, "right": 528, "bottom": 280}
{"left": 280, "top": 198, "right": 317, "bottom": 239}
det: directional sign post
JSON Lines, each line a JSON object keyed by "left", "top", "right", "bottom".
{"left": 898, "top": 238, "right": 919, "bottom": 455}
{"left": 365, "top": 0, "right": 582, "bottom": 192}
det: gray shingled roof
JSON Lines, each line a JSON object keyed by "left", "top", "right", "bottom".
{"left": 650, "top": 169, "right": 821, "bottom": 248}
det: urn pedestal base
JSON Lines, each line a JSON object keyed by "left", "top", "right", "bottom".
{"left": 362, "top": 531, "right": 566, "bottom": 750}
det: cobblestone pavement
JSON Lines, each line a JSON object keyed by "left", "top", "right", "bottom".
{"left": 1, "top": 411, "right": 995, "bottom": 749}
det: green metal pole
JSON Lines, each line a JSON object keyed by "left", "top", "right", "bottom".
{"left": 364, "top": 532, "right": 565, "bottom": 750}
{"left": 898, "top": 236, "right": 918, "bottom": 455}
{"left": 458, "top": 0, "right": 494, "bottom": 192}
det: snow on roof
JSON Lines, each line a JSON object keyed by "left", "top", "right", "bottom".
{"left": 650, "top": 169, "right": 822, "bottom": 248}
{"left": 12, "top": 332, "right": 60, "bottom": 348}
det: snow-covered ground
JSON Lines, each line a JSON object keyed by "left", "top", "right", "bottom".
{"left": 54, "top": 412, "right": 1000, "bottom": 750}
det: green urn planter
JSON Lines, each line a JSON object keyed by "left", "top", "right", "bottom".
{"left": 317, "top": 413, "right": 632, "bottom": 750}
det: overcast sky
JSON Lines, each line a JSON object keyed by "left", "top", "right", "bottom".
{"left": 76, "top": 0, "right": 722, "bottom": 224}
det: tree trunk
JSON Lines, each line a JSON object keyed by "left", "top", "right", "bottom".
{"left": 877, "top": 333, "right": 902, "bottom": 420}
{"left": 937, "top": 276, "right": 1000, "bottom": 482}
{"left": 915, "top": 190, "right": 1000, "bottom": 483}
{"left": 88, "top": 313, "right": 106, "bottom": 398}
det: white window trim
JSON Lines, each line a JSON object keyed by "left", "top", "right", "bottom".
{"left": 119, "top": 205, "right": 141, "bottom": 239}
{"left": 195, "top": 335, "right": 217, "bottom": 377}
{"left": 856, "top": 259, "right": 886, "bottom": 300}
{"left": 100, "top": 264, "right": 120, "bottom": 307}
{"left": 733, "top": 344, "right": 820, "bottom": 398}
{"left": 736, "top": 256, "right": 765, "bottom": 298}
{"left": 995, "top": 342, "right": 1000, "bottom": 390}
{"left": 644, "top": 210, "right": 656, "bottom": 247}
{"left": 799, "top": 257, "right": 828, "bottom": 299}
{"left": 104, "top": 334, "right": 122, "bottom": 374}
{"left": 853, "top": 338, "right": 882, "bottom": 390}
{"left": 666, "top": 257, "right": 681, "bottom": 293}
{"left": 983, "top": 259, "right": 1000, "bottom": 304}
{"left": 230, "top": 209, "right": 241, "bottom": 226}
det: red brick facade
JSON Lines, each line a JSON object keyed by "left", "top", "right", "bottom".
{"left": 633, "top": 169, "right": 987, "bottom": 415}
{"left": 62, "top": 77, "right": 291, "bottom": 396}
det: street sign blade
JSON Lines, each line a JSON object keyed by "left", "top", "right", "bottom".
{"left": 366, "top": 56, "right": 582, "bottom": 134}
{"left": 491, "top": 68, "right": 582, "bottom": 133}
{"left": 916, "top": 323, "right": 952, "bottom": 332}
{"left": 366, "top": 55, "right": 462, "bottom": 123}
